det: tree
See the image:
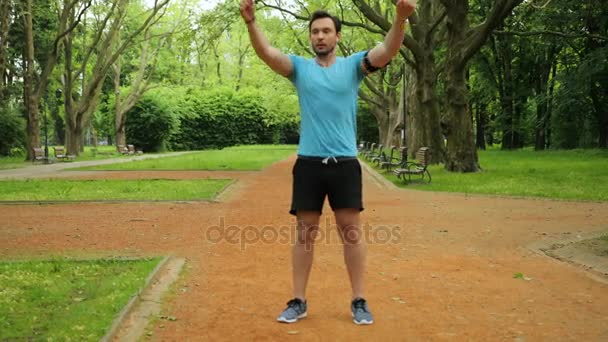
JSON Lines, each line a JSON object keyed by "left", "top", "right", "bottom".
{"left": 438, "top": 0, "right": 523, "bottom": 171}
{"left": 20, "top": 0, "right": 90, "bottom": 160}
{"left": 114, "top": 0, "right": 189, "bottom": 148}
{"left": 62, "top": 0, "right": 169, "bottom": 155}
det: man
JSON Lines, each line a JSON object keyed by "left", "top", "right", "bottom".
{"left": 239, "top": 0, "right": 416, "bottom": 325}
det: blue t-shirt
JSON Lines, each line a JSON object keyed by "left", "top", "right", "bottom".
{"left": 288, "top": 51, "right": 366, "bottom": 157}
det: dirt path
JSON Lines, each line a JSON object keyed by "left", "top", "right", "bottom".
{"left": 1, "top": 156, "right": 607, "bottom": 341}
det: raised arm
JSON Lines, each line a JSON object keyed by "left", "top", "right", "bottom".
{"left": 240, "top": 0, "right": 293, "bottom": 78}
{"left": 366, "top": 0, "right": 416, "bottom": 70}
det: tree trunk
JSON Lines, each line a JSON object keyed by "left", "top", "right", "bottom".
{"left": 114, "top": 58, "right": 126, "bottom": 147}
{"left": 23, "top": 0, "right": 40, "bottom": 160}
{"left": 0, "top": 0, "right": 11, "bottom": 102}
{"left": 444, "top": 63, "right": 480, "bottom": 172}
{"left": 546, "top": 59, "right": 558, "bottom": 148}
{"left": 475, "top": 101, "right": 487, "bottom": 150}
{"left": 441, "top": 1, "right": 480, "bottom": 172}
{"left": 408, "top": 58, "right": 445, "bottom": 163}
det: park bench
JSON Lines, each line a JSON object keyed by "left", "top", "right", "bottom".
{"left": 370, "top": 144, "right": 385, "bottom": 164}
{"left": 32, "top": 147, "right": 47, "bottom": 163}
{"left": 363, "top": 143, "right": 376, "bottom": 160}
{"left": 393, "top": 147, "right": 432, "bottom": 184}
{"left": 127, "top": 144, "right": 143, "bottom": 155}
{"left": 379, "top": 146, "right": 406, "bottom": 172}
{"left": 117, "top": 145, "right": 129, "bottom": 155}
{"left": 53, "top": 147, "right": 75, "bottom": 161}
{"left": 360, "top": 142, "right": 371, "bottom": 157}
{"left": 358, "top": 141, "right": 366, "bottom": 153}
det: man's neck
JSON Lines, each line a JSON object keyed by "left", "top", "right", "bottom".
{"left": 315, "top": 52, "right": 337, "bottom": 68}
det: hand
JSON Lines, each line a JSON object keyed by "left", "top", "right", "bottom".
{"left": 240, "top": 0, "right": 255, "bottom": 24}
{"left": 396, "top": 0, "right": 416, "bottom": 19}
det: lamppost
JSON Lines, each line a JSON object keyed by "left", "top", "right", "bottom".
{"left": 43, "top": 105, "right": 49, "bottom": 163}
{"left": 55, "top": 89, "right": 62, "bottom": 153}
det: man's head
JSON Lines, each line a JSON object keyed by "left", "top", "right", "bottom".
{"left": 308, "top": 10, "right": 341, "bottom": 57}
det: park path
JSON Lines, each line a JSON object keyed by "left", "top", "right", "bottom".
{"left": 0, "top": 151, "right": 192, "bottom": 180}
{"left": 0, "top": 155, "right": 607, "bottom": 341}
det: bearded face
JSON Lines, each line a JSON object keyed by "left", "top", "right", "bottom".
{"left": 309, "top": 17, "right": 340, "bottom": 57}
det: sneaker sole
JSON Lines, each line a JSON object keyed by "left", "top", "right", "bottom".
{"left": 277, "top": 312, "right": 307, "bottom": 323}
{"left": 352, "top": 313, "right": 374, "bottom": 325}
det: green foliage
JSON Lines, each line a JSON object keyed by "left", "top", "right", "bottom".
{"left": 0, "top": 258, "right": 160, "bottom": 340}
{"left": 125, "top": 92, "right": 176, "bottom": 152}
{"left": 0, "top": 106, "right": 26, "bottom": 156}
{"left": 169, "top": 88, "right": 296, "bottom": 150}
{"left": 357, "top": 102, "right": 379, "bottom": 144}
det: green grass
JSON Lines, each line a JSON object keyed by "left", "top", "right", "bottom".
{"left": 72, "top": 145, "right": 297, "bottom": 171}
{"left": 0, "top": 146, "right": 135, "bottom": 170}
{"left": 0, "top": 155, "right": 27, "bottom": 170}
{"left": 0, "top": 179, "right": 232, "bottom": 201}
{"left": 0, "top": 257, "right": 161, "bottom": 341}
{"left": 367, "top": 148, "right": 608, "bottom": 201}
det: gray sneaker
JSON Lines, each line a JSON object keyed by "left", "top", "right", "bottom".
{"left": 277, "top": 298, "right": 307, "bottom": 323}
{"left": 351, "top": 297, "right": 374, "bottom": 325}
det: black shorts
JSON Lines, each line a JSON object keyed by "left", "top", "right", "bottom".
{"left": 290, "top": 156, "right": 364, "bottom": 216}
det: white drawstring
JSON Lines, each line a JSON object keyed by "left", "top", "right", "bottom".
{"left": 321, "top": 156, "right": 338, "bottom": 164}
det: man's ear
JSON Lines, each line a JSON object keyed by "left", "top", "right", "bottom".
{"left": 337, "top": 32, "right": 342, "bottom": 42}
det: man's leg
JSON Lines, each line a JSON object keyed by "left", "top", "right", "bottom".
{"left": 293, "top": 210, "right": 321, "bottom": 300}
{"left": 334, "top": 208, "right": 366, "bottom": 299}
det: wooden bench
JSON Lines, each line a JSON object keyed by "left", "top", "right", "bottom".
{"left": 370, "top": 144, "right": 385, "bottom": 164}
{"left": 127, "top": 144, "right": 143, "bottom": 155}
{"left": 379, "top": 146, "right": 406, "bottom": 171}
{"left": 117, "top": 145, "right": 130, "bottom": 155}
{"left": 32, "top": 147, "right": 47, "bottom": 163}
{"left": 53, "top": 147, "right": 75, "bottom": 161}
{"left": 363, "top": 143, "right": 376, "bottom": 160}
{"left": 393, "top": 147, "right": 432, "bottom": 184}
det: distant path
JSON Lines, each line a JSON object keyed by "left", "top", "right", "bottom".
{"left": 0, "top": 151, "right": 192, "bottom": 180}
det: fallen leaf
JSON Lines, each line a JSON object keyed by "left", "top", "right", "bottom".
{"left": 287, "top": 330, "right": 299, "bottom": 335}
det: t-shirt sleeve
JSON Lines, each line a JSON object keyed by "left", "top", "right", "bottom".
{"left": 348, "top": 51, "right": 367, "bottom": 82}
{"left": 288, "top": 55, "right": 303, "bottom": 83}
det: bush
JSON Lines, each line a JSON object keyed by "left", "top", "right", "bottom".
{"left": 125, "top": 93, "right": 176, "bottom": 152}
{"left": 170, "top": 89, "right": 283, "bottom": 150}
{"left": 0, "top": 106, "right": 26, "bottom": 156}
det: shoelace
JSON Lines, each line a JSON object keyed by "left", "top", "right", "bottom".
{"left": 352, "top": 298, "right": 368, "bottom": 313}
{"left": 286, "top": 298, "right": 303, "bottom": 309}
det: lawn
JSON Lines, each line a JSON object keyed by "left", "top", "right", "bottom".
{"left": 0, "top": 145, "right": 132, "bottom": 170}
{"left": 367, "top": 148, "right": 608, "bottom": 201}
{"left": 0, "top": 257, "right": 161, "bottom": 341}
{"left": 0, "top": 179, "right": 232, "bottom": 201}
{"left": 72, "top": 145, "right": 297, "bottom": 171}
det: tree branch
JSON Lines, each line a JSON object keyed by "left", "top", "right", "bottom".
{"left": 352, "top": 0, "right": 423, "bottom": 63}
{"left": 358, "top": 89, "right": 383, "bottom": 109}
{"left": 494, "top": 30, "right": 608, "bottom": 41}
{"left": 428, "top": 10, "right": 447, "bottom": 39}
{"left": 462, "top": 0, "right": 524, "bottom": 67}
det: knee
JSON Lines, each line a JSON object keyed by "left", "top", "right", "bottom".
{"left": 296, "top": 223, "right": 319, "bottom": 246}
{"left": 340, "top": 224, "right": 363, "bottom": 245}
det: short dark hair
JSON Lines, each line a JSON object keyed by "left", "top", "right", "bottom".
{"left": 308, "top": 10, "right": 341, "bottom": 33}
